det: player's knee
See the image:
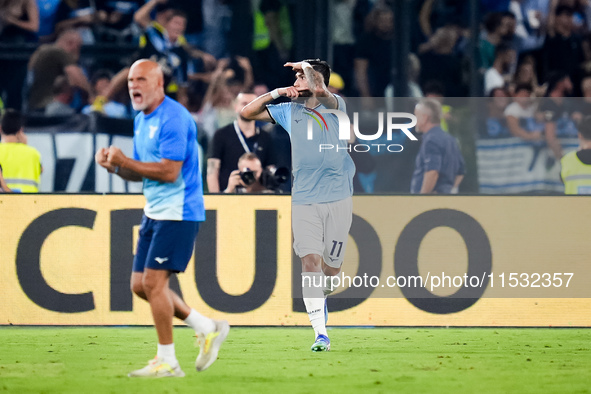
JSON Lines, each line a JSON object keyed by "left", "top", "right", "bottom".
{"left": 301, "top": 254, "right": 322, "bottom": 272}
{"left": 130, "top": 279, "right": 146, "bottom": 298}
{"left": 323, "top": 265, "right": 341, "bottom": 276}
{"left": 142, "top": 271, "right": 167, "bottom": 294}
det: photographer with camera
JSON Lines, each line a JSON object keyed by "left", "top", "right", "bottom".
{"left": 207, "top": 90, "right": 277, "bottom": 193}
{"left": 224, "top": 153, "right": 288, "bottom": 194}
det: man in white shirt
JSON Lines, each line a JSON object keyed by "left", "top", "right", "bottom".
{"left": 484, "top": 43, "right": 516, "bottom": 95}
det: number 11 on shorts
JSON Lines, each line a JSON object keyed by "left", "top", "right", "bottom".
{"left": 330, "top": 240, "right": 343, "bottom": 258}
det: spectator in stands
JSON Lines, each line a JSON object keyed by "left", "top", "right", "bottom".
{"left": 134, "top": 0, "right": 216, "bottom": 69}
{"left": 37, "top": 0, "right": 61, "bottom": 42}
{"left": 538, "top": 72, "right": 578, "bottom": 159}
{"left": 423, "top": 80, "right": 452, "bottom": 132}
{"left": 27, "top": 29, "right": 92, "bottom": 112}
{"left": 0, "top": 109, "right": 42, "bottom": 193}
{"left": 500, "top": 11, "right": 522, "bottom": 66}
{"left": 480, "top": 12, "right": 510, "bottom": 70}
{"left": 484, "top": 43, "right": 516, "bottom": 95}
{"left": 549, "top": 0, "right": 589, "bottom": 34}
{"left": 207, "top": 90, "right": 275, "bottom": 193}
{"left": 93, "top": 0, "right": 142, "bottom": 43}
{"left": 0, "top": 0, "right": 39, "bottom": 41}
{"left": 418, "top": 0, "right": 469, "bottom": 38}
{"left": 54, "top": 0, "right": 106, "bottom": 44}
{"left": 511, "top": 56, "right": 546, "bottom": 96}
{"left": 354, "top": 4, "right": 394, "bottom": 97}
{"left": 486, "top": 87, "right": 512, "bottom": 138}
{"left": 561, "top": 115, "right": 591, "bottom": 194}
{"left": 164, "top": 0, "right": 204, "bottom": 48}
{"left": 82, "top": 70, "right": 128, "bottom": 118}
{"left": 0, "top": 0, "right": 39, "bottom": 111}
{"left": 198, "top": 57, "right": 254, "bottom": 140}
{"left": 223, "top": 152, "right": 273, "bottom": 194}
{"left": 82, "top": 69, "right": 129, "bottom": 119}
{"left": 543, "top": 5, "right": 584, "bottom": 83}
{"left": 508, "top": 0, "right": 547, "bottom": 52}
{"left": 45, "top": 75, "right": 75, "bottom": 115}
{"left": 504, "top": 83, "right": 545, "bottom": 141}
{"left": 418, "top": 25, "right": 464, "bottom": 96}
{"left": 102, "top": 1, "right": 215, "bottom": 107}
{"left": 251, "top": 0, "right": 293, "bottom": 89}
{"left": 411, "top": 98, "right": 465, "bottom": 194}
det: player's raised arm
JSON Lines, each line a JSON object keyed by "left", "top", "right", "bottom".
{"left": 285, "top": 61, "right": 338, "bottom": 109}
{"left": 240, "top": 87, "right": 299, "bottom": 122}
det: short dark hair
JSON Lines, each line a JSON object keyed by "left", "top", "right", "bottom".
{"left": 579, "top": 116, "right": 591, "bottom": 140}
{"left": 1, "top": 109, "right": 23, "bottom": 135}
{"left": 546, "top": 71, "right": 569, "bottom": 94}
{"left": 155, "top": 3, "right": 173, "bottom": 14}
{"left": 303, "top": 59, "right": 331, "bottom": 86}
{"left": 494, "top": 43, "right": 513, "bottom": 59}
{"left": 90, "top": 69, "right": 113, "bottom": 86}
{"left": 423, "top": 80, "right": 445, "bottom": 96}
{"left": 555, "top": 5, "right": 574, "bottom": 17}
{"left": 169, "top": 9, "right": 187, "bottom": 20}
{"left": 514, "top": 83, "right": 533, "bottom": 95}
{"left": 488, "top": 87, "right": 508, "bottom": 97}
{"left": 484, "top": 12, "right": 504, "bottom": 33}
{"left": 501, "top": 11, "right": 516, "bottom": 20}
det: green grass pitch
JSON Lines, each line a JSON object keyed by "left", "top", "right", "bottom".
{"left": 0, "top": 327, "right": 590, "bottom": 393}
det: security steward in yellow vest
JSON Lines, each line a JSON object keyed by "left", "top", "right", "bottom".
{"left": 561, "top": 115, "right": 591, "bottom": 194}
{"left": 0, "top": 109, "right": 42, "bottom": 193}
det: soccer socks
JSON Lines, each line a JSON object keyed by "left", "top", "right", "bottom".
{"left": 184, "top": 309, "right": 216, "bottom": 334}
{"left": 302, "top": 272, "right": 328, "bottom": 338}
{"left": 157, "top": 343, "right": 178, "bottom": 367}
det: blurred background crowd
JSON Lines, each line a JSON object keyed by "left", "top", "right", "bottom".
{"left": 1, "top": 0, "right": 590, "bottom": 194}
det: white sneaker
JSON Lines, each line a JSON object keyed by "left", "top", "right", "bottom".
{"left": 128, "top": 356, "right": 185, "bottom": 378}
{"left": 195, "top": 320, "right": 230, "bottom": 371}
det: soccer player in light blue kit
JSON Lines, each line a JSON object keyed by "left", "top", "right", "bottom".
{"left": 242, "top": 59, "right": 355, "bottom": 351}
{"left": 95, "top": 59, "right": 229, "bottom": 377}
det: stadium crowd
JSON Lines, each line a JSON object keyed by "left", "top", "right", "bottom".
{"left": 1, "top": 0, "right": 591, "bottom": 194}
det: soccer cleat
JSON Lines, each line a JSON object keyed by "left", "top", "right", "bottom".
{"left": 311, "top": 334, "right": 331, "bottom": 352}
{"left": 195, "top": 320, "right": 230, "bottom": 371}
{"left": 128, "top": 356, "right": 185, "bottom": 378}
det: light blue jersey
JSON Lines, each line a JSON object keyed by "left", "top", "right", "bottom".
{"left": 133, "top": 96, "right": 205, "bottom": 221}
{"left": 267, "top": 95, "right": 355, "bottom": 204}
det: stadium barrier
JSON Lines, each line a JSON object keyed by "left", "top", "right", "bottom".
{"left": 24, "top": 114, "right": 204, "bottom": 193}
{"left": 1, "top": 194, "right": 590, "bottom": 327}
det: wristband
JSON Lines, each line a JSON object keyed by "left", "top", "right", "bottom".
{"left": 270, "top": 89, "right": 281, "bottom": 100}
{"left": 114, "top": 166, "right": 120, "bottom": 174}
{"left": 301, "top": 62, "right": 313, "bottom": 71}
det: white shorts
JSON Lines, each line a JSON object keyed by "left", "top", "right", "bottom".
{"left": 292, "top": 197, "right": 353, "bottom": 268}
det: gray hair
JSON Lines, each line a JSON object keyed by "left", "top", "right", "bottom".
{"left": 417, "top": 98, "right": 442, "bottom": 124}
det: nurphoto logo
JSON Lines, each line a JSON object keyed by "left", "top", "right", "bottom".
{"left": 306, "top": 109, "right": 418, "bottom": 153}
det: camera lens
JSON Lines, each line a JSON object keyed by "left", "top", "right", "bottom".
{"left": 240, "top": 169, "right": 257, "bottom": 186}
